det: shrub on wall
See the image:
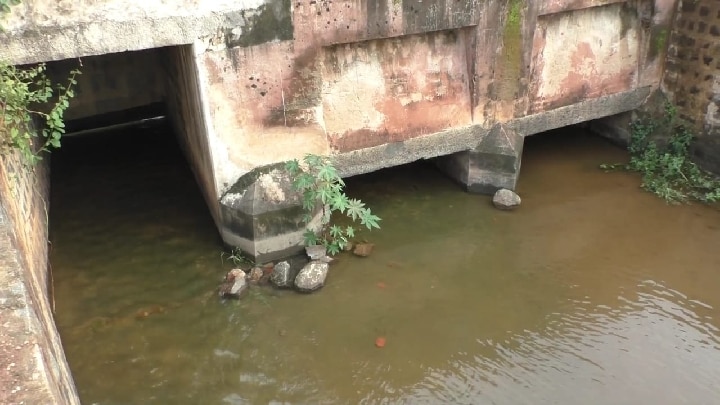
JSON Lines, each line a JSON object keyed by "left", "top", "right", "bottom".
{"left": 1, "top": 0, "right": 81, "bottom": 165}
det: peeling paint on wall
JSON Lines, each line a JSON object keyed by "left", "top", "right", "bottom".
{"left": 530, "top": 3, "right": 639, "bottom": 112}
{"left": 322, "top": 57, "right": 387, "bottom": 135}
{"left": 321, "top": 29, "right": 472, "bottom": 151}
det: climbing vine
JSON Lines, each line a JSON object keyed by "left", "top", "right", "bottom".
{"left": 1, "top": 0, "right": 81, "bottom": 165}
{"left": 1, "top": 63, "right": 81, "bottom": 164}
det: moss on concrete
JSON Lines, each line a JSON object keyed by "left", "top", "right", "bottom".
{"left": 495, "top": 0, "right": 523, "bottom": 103}
{"left": 648, "top": 27, "right": 669, "bottom": 60}
{"left": 225, "top": 0, "right": 293, "bottom": 48}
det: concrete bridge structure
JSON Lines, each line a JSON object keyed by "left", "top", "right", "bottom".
{"left": 1, "top": 0, "right": 677, "bottom": 263}
{"left": 1, "top": 0, "right": 705, "bottom": 403}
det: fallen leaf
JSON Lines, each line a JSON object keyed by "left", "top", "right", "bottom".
{"left": 376, "top": 282, "right": 386, "bottom": 289}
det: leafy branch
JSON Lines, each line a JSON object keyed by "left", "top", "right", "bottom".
{"left": 2, "top": 0, "right": 82, "bottom": 165}
{"left": 286, "top": 154, "right": 381, "bottom": 255}
{"left": 1, "top": 61, "right": 82, "bottom": 165}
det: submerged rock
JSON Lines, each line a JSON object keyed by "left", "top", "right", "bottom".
{"left": 294, "top": 261, "right": 329, "bottom": 293}
{"left": 270, "top": 261, "right": 294, "bottom": 288}
{"left": 492, "top": 189, "right": 521, "bottom": 210}
{"left": 219, "top": 269, "right": 248, "bottom": 299}
{"left": 353, "top": 243, "right": 374, "bottom": 257}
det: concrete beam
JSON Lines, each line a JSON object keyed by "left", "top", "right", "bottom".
{"left": 332, "top": 87, "right": 652, "bottom": 178}
{"left": 437, "top": 124, "right": 524, "bottom": 193}
{"left": 0, "top": 0, "right": 284, "bottom": 65}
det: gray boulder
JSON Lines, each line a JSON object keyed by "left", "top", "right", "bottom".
{"left": 492, "top": 188, "right": 521, "bottom": 210}
{"left": 294, "top": 261, "right": 329, "bottom": 293}
{"left": 270, "top": 261, "right": 294, "bottom": 288}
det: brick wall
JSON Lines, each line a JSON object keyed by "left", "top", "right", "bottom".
{"left": 0, "top": 143, "right": 79, "bottom": 404}
{"left": 663, "top": 0, "right": 720, "bottom": 172}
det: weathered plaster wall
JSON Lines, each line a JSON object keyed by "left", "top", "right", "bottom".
{"left": 321, "top": 29, "right": 473, "bottom": 151}
{"left": 662, "top": 0, "right": 720, "bottom": 172}
{"left": 164, "top": 45, "right": 221, "bottom": 226}
{"left": 0, "top": 148, "right": 79, "bottom": 404}
{"left": 46, "top": 50, "right": 165, "bottom": 122}
{"left": 190, "top": 0, "right": 672, "bottom": 195}
{"left": 530, "top": 3, "right": 640, "bottom": 112}
{"left": 1, "top": 0, "right": 677, "bottom": 193}
{"left": 1, "top": 0, "right": 680, "bottom": 261}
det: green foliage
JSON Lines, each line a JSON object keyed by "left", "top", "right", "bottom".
{"left": 286, "top": 154, "right": 381, "bottom": 256}
{"left": 0, "top": 0, "right": 21, "bottom": 18}
{"left": 1, "top": 61, "right": 81, "bottom": 165}
{"left": 221, "top": 247, "right": 255, "bottom": 268}
{"left": 1, "top": 0, "right": 81, "bottom": 165}
{"left": 600, "top": 102, "right": 720, "bottom": 204}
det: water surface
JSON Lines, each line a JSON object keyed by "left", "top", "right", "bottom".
{"left": 50, "top": 126, "right": 720, "bottom": 404}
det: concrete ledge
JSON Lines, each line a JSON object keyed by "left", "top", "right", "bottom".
{"left": 510, "top": 87, "right": 653, "bottom": 136}
{"left": 334, "top": 87, "right": 653, "bottom": 178}
{"left": 0, "top": 0, "right": 272, "bottom": 65}
{"left": 0, "top": 207, "right": 80, "bottom": 405}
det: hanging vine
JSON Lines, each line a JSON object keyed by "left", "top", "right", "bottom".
{"left": 1, "top": 0, "right": 81, "bottom": 164}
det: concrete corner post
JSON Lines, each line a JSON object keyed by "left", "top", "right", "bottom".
{"left": 218, "top": 165, "right": 321, "bottom": 264}
{"left": 438, "top": 124, "right": 524, "bottom": 194}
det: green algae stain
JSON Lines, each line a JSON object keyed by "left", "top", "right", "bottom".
{"left": 507, "top": 0, "right": 521, "bottom": 28}
{"left": 225, "top": 0, "right": 293, "bottom": 48}
{"left": 495, "top": 0, "right": 524, "bottom": 104}
{"left": 648, "top": 26, "right": 670, "bottom": 59}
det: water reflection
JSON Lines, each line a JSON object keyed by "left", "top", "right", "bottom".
{"left": 50, "top": 127, "right": 720, "bottom": 404}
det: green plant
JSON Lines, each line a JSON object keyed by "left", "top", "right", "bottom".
{"left": 1, "top": 61, "right": 81, "bottom": 165}
{"left": 286, "top": 154, "right": 381, "bottom": 255}
{"left": 600, "top": 102, "right": 720, "bottom": 204}
{"left": 0, "top": 0, "right": 21, "bottom": 21}
{"left": 1, "top": 0, "right": 81, "bottom": 165}
{"left": 221, "top": 247, "right": 255, "bottom": 268}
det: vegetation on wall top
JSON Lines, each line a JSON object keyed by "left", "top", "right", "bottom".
{"left": 1, "top": 0, "right": 81, "bottom": 165}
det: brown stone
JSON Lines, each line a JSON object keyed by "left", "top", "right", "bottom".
{"left": 353, "top": 243, "right": 375, "bottom": 257}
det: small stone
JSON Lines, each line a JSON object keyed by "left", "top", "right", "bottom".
{"left": 353, "top": 243, "right": 374, "bottom": 257}
{"left": 492, "top": 188, "right": 521, "bottom": 210}
{"left": 270, "top": 261, "right": 294, "bottom": 288}
{"left": 305, "top": 245, "right": 327, "bottom": 260}
{"left": 247, "top": 267, "right": 264, "bottom": 284}
{"left": 294, "top": 261, "right": 329, "bottom": 293}
{"left": 219, "top": 269, "right": 248, "bottom": 299}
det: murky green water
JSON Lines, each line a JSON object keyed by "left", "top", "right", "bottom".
{"left": 50, "top": 126, "right": 720, "bottom": 404}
